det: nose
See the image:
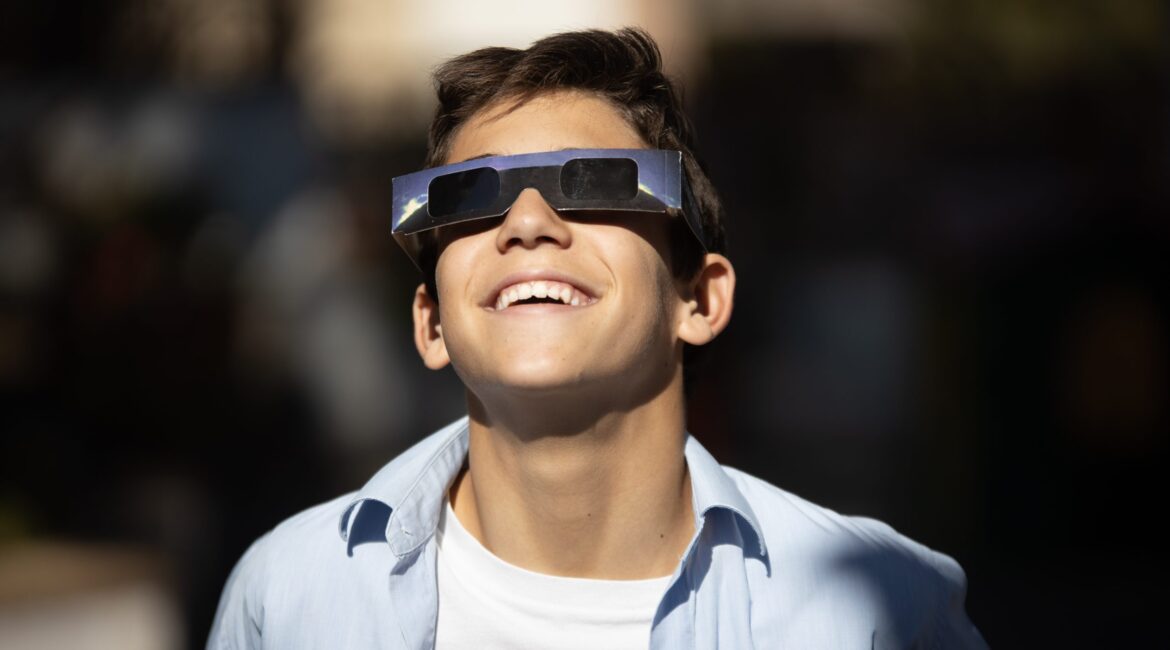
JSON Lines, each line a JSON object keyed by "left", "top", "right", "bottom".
{"left": 495, "top": 188, "right": 573, "bottom": 253}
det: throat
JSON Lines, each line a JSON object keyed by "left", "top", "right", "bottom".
{"left": 456, "top": 415, "right": 695, "bottom": 579}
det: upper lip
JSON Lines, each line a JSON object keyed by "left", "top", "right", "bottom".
{"left": 483, "top": 268, "right": 601, "bottom": 308}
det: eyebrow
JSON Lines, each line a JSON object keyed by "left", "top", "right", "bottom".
{"left": 457, "top": 153, "right": 498, "bottom": 163}
{"left": 450, "top": 147, "right": 585, "bottom": 165}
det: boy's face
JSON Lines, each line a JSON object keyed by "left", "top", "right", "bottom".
{"left": 414, "top": 91, "right": 696, "bottom": 400}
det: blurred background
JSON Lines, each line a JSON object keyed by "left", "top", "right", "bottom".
{"left": 0, "top": 0, "right": 1165, "bottom": 647}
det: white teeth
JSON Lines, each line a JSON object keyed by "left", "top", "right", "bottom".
{"left": 493, "top": 279, "right": 592, "bottom": 310}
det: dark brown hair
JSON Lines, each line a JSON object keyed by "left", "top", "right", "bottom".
{"left": 420, "top": 27, "right": 727, "bottom": 299}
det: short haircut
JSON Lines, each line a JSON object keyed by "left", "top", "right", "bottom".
{"left": 419, "top": 27, "right": 727, "bottom": 300}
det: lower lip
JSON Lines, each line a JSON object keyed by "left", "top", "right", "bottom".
{"left": 488, "top": 302, "right": 593, "bottom": 314}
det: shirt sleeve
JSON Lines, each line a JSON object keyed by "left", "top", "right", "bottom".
{"left": 920, "top": 550, "right": 988, "bottom": 650}
{"left": 206, "top": 535, "right": 270, "bottom": 650}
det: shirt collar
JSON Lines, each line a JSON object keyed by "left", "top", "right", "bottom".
{"left": 339, "top": 417, "right": 470, "bottom": 557}
{"left": 338, "top": 416, "right": 768, "bottom": 559}
{"left": 683, "top": 434, "right": 769, "bottom": 558}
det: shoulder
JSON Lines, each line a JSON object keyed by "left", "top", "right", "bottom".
{"left": 722, "top": 466, "right": 985, "bottom": 648}
{"left": 236, "top": 491, "right": 361, "bottom": 587}
{"left": 208, "top": 419, "right": 469, "bottom": 648}
{"left": 725, "top": 465, "right": 963, "bottom": 581}
{"left": 207, "top": 492, "right": 360, "bottom": 648}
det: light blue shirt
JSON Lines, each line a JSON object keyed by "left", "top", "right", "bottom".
{"left": 208, "top": 417, "right": 986, "bottom": 649}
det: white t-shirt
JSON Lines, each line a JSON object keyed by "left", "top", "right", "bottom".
{"left": 434, "top": 499, "right": 672, "bottom": 650}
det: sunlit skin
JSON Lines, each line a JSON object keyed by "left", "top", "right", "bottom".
{"left": 411, "top": 90, "right": 736, "bottom": 579}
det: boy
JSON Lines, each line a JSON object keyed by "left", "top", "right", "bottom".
{"left": 209, "top": 28, "right": 985, "bottom": 649}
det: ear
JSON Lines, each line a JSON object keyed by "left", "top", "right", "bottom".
{"left": 676, "top": 253, "right": 736, "bottom": 346}
{"left": 412, "top": 283, "right": 450, "bottom": 370}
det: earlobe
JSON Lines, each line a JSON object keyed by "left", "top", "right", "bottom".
{"left": 412, "top": 283, "right": 451, "bottom": 370}
{"left": 677, "top": 254, "right": 736, "bottom": 346}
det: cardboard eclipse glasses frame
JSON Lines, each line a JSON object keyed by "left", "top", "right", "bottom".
{"left": 390, "top": 148, "right": 706, "bottom": 267}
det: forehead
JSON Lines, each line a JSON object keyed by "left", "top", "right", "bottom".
{"left": 445, "top": 91, "right": 648, "bottom": 164}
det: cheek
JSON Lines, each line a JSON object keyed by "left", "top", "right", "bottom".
{"left": 433, "top": 234, "right": 485, "bottom": 302}
{"left": 612, "top": 238, "right": 683, "bottom": 342}
{"left": 431, "top": 242, "right": 480, "bottom": 359}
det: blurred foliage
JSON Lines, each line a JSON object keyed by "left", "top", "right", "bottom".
{"left": 907, "top": 0, "right": 1166, "bottom": 88}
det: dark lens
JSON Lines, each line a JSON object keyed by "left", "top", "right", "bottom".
{"left": 560, "top": 158, "right": 638, "bottom": 200}
{"left": 428, "top": 167, "right": 501, "bottom": 218}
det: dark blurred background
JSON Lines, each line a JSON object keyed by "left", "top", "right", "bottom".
{"left": 0, "top": 1, "right": 1165, "bottom": 648}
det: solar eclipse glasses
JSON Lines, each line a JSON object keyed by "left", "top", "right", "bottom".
{"left": 390, "top": 148, "right": 706, "bottom": 267}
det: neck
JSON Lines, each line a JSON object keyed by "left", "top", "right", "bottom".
{"left": 449, "top": 371, "right": 694, "bottom": 579}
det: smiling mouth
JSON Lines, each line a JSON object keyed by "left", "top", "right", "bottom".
{"left": 491, "top": 279, "right": 597, "bottom": 311}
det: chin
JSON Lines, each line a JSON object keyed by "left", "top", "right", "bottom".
{"left": 459, "top": 355, "right": 613, "bottom": 395}
{"left": 494, "top": 361, "right": 595, "bottom": 392}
